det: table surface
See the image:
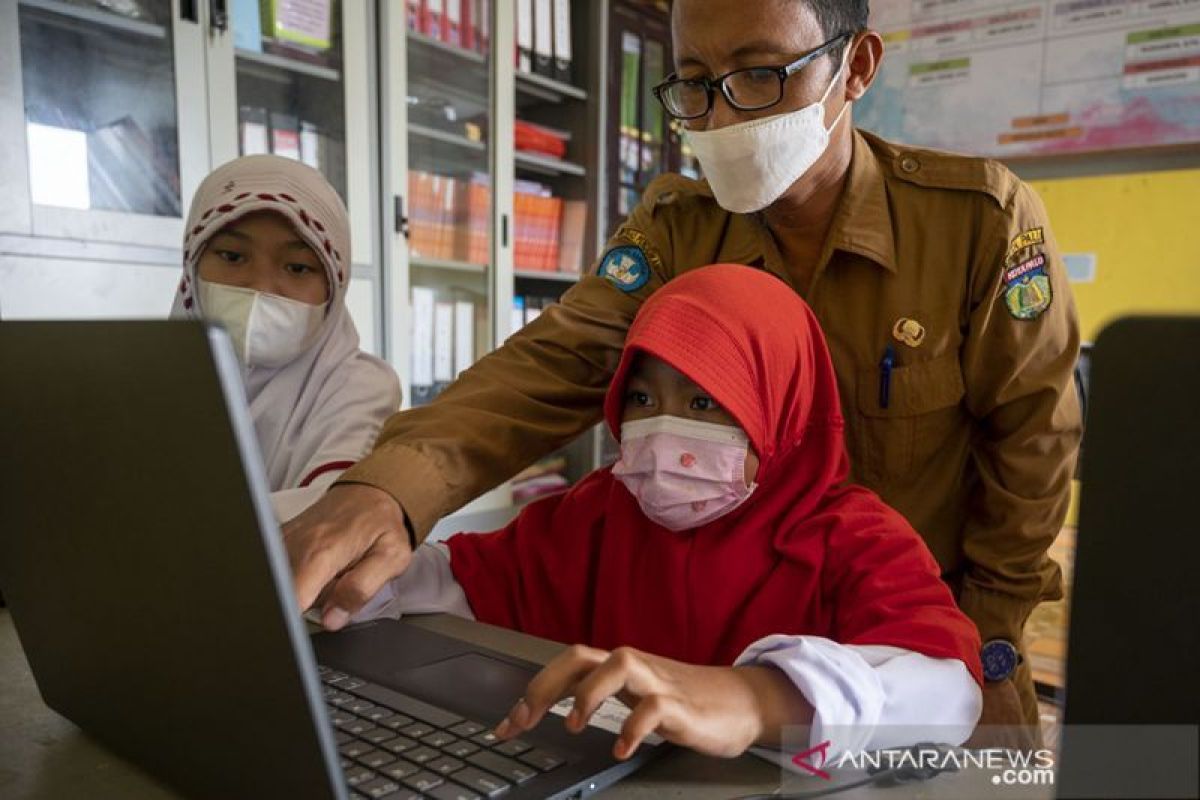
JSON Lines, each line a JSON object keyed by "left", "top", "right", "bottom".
{"left": 0, "top": 609, "right": 1049, "bottom": 800}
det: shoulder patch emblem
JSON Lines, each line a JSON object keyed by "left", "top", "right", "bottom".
{"left": 1003, "top": 252, "right": 1052, "bottom": 320}
{"left": 599, "top": 245, "right": 651, "bottom": 293}
{"left": 1005, "top": 227, "right": 1044, "bottom": 265}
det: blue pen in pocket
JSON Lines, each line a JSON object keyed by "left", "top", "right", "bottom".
{"left": 879, "top": 345, "right": 895, "bottom": 410}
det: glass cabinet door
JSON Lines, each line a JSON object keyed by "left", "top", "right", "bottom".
{"left": 399, "top": 5, "right": 495, "bottom": 408}
{"left": 3, "top": 0, "right": 208, "bottom": 247}
{"left": 231, "top": 0, "right": 347, "bottom": 201}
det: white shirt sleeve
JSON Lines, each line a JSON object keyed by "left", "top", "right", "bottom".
{"left": 734, "top": 635, "right": 982, "bottom": 771}
{"left": 350, "top": 542, "right": 475, "bottom": 623}
{"left": 270, "top": 469, "right": 346, "bottom": 524}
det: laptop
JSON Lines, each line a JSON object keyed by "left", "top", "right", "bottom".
{"left": 0, "top": 320, "right": 661, "bottom": 800}
{"left": 1056, "top": 316, "right": 1199, "bottom": 798}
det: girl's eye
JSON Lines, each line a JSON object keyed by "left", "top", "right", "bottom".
{"left": 628, "top": 390, "right": 652, "bottom": 407}
{"left": 690, "top": 395, "right": 719, "bottom": 412}
{"left": 216, "top": 249, "right": 245, "bottom": 264}
{"left": 285, "top": 263, "right": 318, "bottom": 276}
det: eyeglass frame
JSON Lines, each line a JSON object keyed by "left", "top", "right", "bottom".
{"left": 652, "top": 33, "right": 853, "bottom": 121}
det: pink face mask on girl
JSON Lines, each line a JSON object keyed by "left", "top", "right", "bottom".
{"left": 612, "top": 415, "right": 758, "bottom": 531}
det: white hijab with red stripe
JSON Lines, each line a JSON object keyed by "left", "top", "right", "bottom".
{"left": 171, "top": 155, "right": 400, "bottom": 493}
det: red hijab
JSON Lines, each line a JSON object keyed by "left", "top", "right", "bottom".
{"left": 447, "top": 264, "right": 982, "bottom": 683}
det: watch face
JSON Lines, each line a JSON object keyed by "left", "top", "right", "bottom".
{"left": 982, "top": 640, "right": 1019, "bottom": 682}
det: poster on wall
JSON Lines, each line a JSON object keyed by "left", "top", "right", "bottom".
{"left": 855, "top": 0, "right": 1200, "bottom": 158}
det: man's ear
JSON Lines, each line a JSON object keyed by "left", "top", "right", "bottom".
{"left": 845, "top": 31, "right": 884, "bottom": 102}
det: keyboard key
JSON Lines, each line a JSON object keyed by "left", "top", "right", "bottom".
{"left": 346, "top": 699, "right": 377, "bottom": 715}
{"left": 443, "top": 740, "right": 480, "bottom": 759}
{"left": 406, "top": 746, "right": 440, "bottom": 764}
{"left": 341, "top": 677, "right": 367, "bottom": 691}
{"left": 381, "top": 760, "right": 420, "bottom": 781}
{"left": 428, "top": 755, "right": 465, "bottom": 776}
{"left": 335, "top": 732, "right": 354, "bottom": 746}
{"left": 344, "top": 765, "right": 374, "bottom": 787}
{"left": 323, "top": 671, "right": 348, "bottom": 685}
{"left": 345, "top": 719, "right": 377, "bottom": 736}
{"left": 470, "top": 731, "right": 501, "bottom": 748}
{"left": 318, "top": 665, "right": 332, "bottom": 676}
{"left": 492, "top": 739, "right": 531, "bottom": 758}
{"left": 359, "top": 777, "right": 401, "bottom": 798}
{"left": 402, "top": 771, "right": 445, "bottom": 793}
{"left": 449, "top": 767, "right": 511, "bottom": 798}
{"left": 340, "top": 740, "right": 373, "bottom": 760}
{"left": 328, "top": 690, "right": 356, "bottom": 707}
{"left": 518, "top": 748, "right": 564, "bottom": 773}
{"left": 380, "top": 735, "right": 418, "bottom": 754}
{"left": 448, "top": 721, "right": 486, "bottom": 738}
{"left": 466, "top": 750, "right": 537, "bottom": 784}
{"left": 359, "top": 750, "right": 397, "bottom": 770}
{"left": 422, "top": 731, "right": 458, "bottom": 749}
{"left": 352, "top": 682, "right": 463, "bottom": 728}
{"left": 362, "top": 706, "right": 394, "bottom": 723}
{"left": 363, "top": 728, "right": 398, "bottom": 745}
{"left": 400, "top": 722, "right": 436, "bottom": 739}
{"left": 331, "top": 709, "right": 356, "bottom": 725}
{"left": 377, "top": 713, "right": 414, "bottom": 730}
{"left": 427, "top": 783, "right": 484, "bottom": 800}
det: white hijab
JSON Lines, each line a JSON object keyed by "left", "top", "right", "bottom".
{"left": 171, "top": 155, "right": 400, "bottom": 494}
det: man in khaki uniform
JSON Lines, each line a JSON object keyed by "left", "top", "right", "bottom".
{"left": 285, "top": 0, "right": 1080, "bottom": 735}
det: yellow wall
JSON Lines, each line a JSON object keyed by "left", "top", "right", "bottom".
{"left": 1028, "top": 168, "right": 1200, "bottom": 342}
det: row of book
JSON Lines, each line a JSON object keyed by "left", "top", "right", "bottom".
{"left": 408, "top": 171, "right": 586, "bottom": 273}
{"left": 408, "top": 0, "right": 577, "bottom": 86}
{"left": 239, "top": 106, "right": 329, "bottom": 172}
{"left": 410, "top": 290, "right": 560, "bottom": 406}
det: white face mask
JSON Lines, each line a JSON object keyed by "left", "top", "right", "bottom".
{"left": 684, "top": 51, "right": 851, "bottom": 214}
{"left": 197, "top": 279, "right": 324, "bottom": 368}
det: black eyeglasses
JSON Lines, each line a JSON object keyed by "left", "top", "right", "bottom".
{"left": 652, "top": 34, "right": 851, "bottom": 121}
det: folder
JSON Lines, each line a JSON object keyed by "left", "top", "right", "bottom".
{"left": 524, "top": 296, "right": 544, "bottom": 326}
{"left": 461, "top": 0, "right": 474, "bottom": 50}
{"left": 240, "top": 107, "right": 269, "bottom": 156}
{"left": 533, "top": 0, "right": 554, "bottom": 77}
{"left": 433, "top": 299, "right": 454, "bottom": 396}
{"left": 269, "top": 112, "right": 300, "bottom": 160}
{"left": 444, "top": 0, "right": 462, "bottom": 46}
{"left": 516, "top": 0, "right": 533, "bottom": 73}
{"left": 510, "top": 295, "right": 526, "bottom": 339}
{"left": 552, "top": 0, "right": 572, "bottom": 84}
{"left": 453, "top": 299, "right": 476, "bottom": 378}
{"left": 410, "top": 286, "right": 436, "bottom": 406}
{"left": 407, "top": 0, "right": 422, "bottom": 32}
{"left": 424, "top": 0, "right": 445, "bottom": 40}
{"left": 232, "top": 0, "right": 263, "bottom": 52}
{"left": 299, "top": 121, "right": 320, "bottom": 170}
{"left": 476, "top": 0, "right": 489, "bottom": 55}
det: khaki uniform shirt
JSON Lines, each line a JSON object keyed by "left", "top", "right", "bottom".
{"left": 344, "top": 128, "right": 1082, "bottom": 649}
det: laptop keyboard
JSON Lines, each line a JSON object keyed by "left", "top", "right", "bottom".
{"left": 318, "top": 665, "right": 565, "bottom": 799}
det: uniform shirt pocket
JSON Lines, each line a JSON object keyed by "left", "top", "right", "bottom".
{"left": 852, "top": 352, "right": 966, "bottom": 485}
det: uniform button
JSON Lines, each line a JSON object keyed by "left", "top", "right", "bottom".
{"left": 900, "top": 155, "right": 920, "bottom": 174}
{"left": 680, "top": 453, "right": 696, "bottom": 468}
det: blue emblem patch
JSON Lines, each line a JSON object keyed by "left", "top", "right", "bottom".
{"left": 598, "top": 245, "right": 650, "bottom": 293}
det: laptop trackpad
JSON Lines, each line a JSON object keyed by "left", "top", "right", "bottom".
{"left": 391, "top": 652, "right": 536, "bottom": 723}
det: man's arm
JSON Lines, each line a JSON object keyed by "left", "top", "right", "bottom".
{"left": 959, "top": 180, "right": 1082, "bottom": 649}
{"left": 284, "top": 188, "right": 677, "bottom": 626}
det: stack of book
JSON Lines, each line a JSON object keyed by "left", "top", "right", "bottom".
{"left": 407, "top": 171, "right": 585, "bottom": 273}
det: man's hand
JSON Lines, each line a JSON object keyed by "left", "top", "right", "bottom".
{"left": 282, "top": 483, "right": 413, "bottom": 630}
{"left": 965, "top": 680, "right": 1041, "bottom": 751}
{"left": 492, "top": 644, "right": 812, "bottom": 760}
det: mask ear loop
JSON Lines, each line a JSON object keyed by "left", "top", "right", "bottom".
{"left": 819, "top": 39, "right": 855, "bottom": 135}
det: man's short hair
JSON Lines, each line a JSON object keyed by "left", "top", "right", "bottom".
{"left": 803, "top": 0, "right": 870, "bottom": 40}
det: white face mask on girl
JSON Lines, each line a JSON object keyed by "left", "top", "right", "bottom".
{"left": 683, "top": 49, "right": 852, "bottom": 214}
{"left": 612, "top": 415, "right": 758, "bottom": 531}
{"left": 197, "top": 279, "right": 324, "bottom": 368}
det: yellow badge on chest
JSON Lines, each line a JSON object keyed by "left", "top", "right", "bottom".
{"left": 892, "top": 318, "right": 926, "bottom": 348}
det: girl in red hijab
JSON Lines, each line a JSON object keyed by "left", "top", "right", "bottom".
{"left": 361, "top": 264, "right": 982, "bottom": 763}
